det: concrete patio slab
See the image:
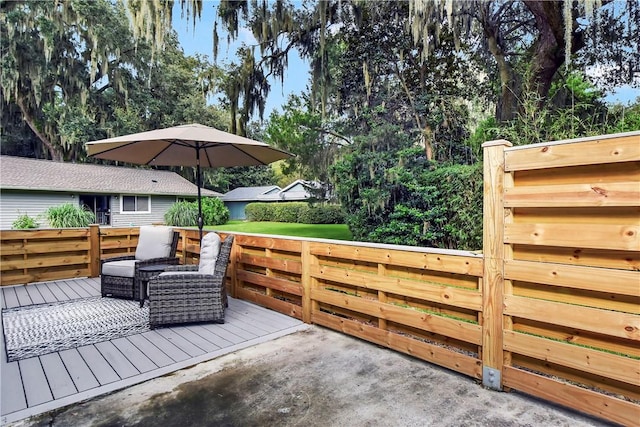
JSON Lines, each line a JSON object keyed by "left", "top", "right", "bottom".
{"left": 9, "top": 326, "right": 613, "bottom": 427}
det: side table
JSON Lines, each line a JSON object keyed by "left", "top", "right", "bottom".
{"left": 137, "top": 264, "right": 172, "bottom": 308}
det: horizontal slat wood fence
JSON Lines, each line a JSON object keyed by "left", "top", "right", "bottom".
{"left": 484, "top": 132, "right": 640, "bottom": 426}
{"left": 1, "top": 130, "right": 638, "bottom": 425}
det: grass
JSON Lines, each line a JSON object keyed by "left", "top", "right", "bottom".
{"left": 207, "top": 220, "right": 353, "bottom": 241}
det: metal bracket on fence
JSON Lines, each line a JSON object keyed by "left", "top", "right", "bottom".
{"left": 482, "top": 367, "right": 502, "bottom": 390}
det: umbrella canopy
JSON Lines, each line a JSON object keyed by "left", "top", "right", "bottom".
{"left": 85, "top": 123, "right": 292, "bottom": 167}
{"left": 86, "top": 123, "right": 293, "bottom": 238}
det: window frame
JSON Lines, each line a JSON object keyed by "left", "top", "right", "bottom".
{"left": 120, "top": 195, "right": 151, "bottom": 214}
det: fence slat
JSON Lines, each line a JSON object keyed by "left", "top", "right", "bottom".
{"left": 503, "top": 366, "right": 639, "bottom": 427}
{"left": 504, "top": 135, "right": 640, "bottom": 171}
{"left": 309, "top": 243, "right": 483, "bottom": 276}
{"left": 313, "top": 311, "right": 482, "bottom": 379}
{"left": 505, "top": 260, "right": 640, "bottom": 297}
{"left": 238, "top": 253, "right": 303, "bottom": 274}
{"left": 312, "top": 288, "right": 482, "bottom": 345}
{"left": 505, "top": 223, "right": 640, "bottom": 251}
{"left": 236, "top": 270, "right": 302, "bottom": 296}
{"left": 505, "top": 182, "right": 640, "bottom": 207}
{"left": 505, "top": 295, "right": 640, "bottom": 340}
{"left": 504, "top": 331, "right": 639, "bottom": 386}
{"left": 310, "top": 264, "right": 482, "bottom": 311}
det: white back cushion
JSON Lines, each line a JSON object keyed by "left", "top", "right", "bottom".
{"left": 198, "top": 232, "right": 221, "bottom": 275}
{"left": 135, "top": 226, "right": 174, "bottom": 260}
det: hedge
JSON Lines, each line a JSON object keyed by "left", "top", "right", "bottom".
{"left": 245, "top": 202, "right": 345, "bottom": 224}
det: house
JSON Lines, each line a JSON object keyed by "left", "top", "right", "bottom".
{"left": 222, "top": 180, "right": 324, "bottom": 220}
{"left": 0, "top": 156, "right": 221, "bottom": 229}
{"left": 221, "top": 185, "right": 281, "bottom": 220}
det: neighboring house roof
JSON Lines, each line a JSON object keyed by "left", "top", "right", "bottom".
{"left": 0, "top": 156, "right": 221, "bottom": 197}
{"left": 221, "top": 185, "right": 281, "bottom": 201}
{"left": 222, "top": 180, "right": 323, "bottom": 202}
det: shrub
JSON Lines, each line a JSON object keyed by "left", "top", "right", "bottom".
{"left": 201, "top": 197, "right": 230, "bottom": 225}
{"left": 165, "top": 198, "right": 230, "bottom": 227}
{"left": 272, "top": 202, "right": 307, "bottom": 222}
{"left": 164, "top": 201, "right": 198, "bottom": 227}
{"left": 12, "top": 213, "right": 39, "bottom": 229}
{"left": 298, "top": 205, "right": 345, "bottom": 224}
{"left": 245, "top": 202, "right": 345, "bottom": 224}
{"left": 44, "top": 203, "right": 96, "bottom": 228}
{"left": 245, "top": 203, "right": 273, "bottom": 222}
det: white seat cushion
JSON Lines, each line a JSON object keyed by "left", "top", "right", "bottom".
{"left": 135, "top": 226, "right": 174, "bottom": 260}
{"left": 102, "top": 260, "right": 137, "bottom": 278}
{"left": 198, "top": 233, "right": 221, "bottom": 275}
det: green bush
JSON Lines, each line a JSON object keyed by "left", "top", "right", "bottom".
{"left": 245, "top": 202, "right": 345, "bottom": 224}
{"left": 164, "top": 201, "right": 198, "bottom": 227}
{"left": 245, "top": 202, "right": 344, "bottom": 224}
{"left": 12, "top": 213, "right": 39, "bottom": 229}
{"left": 245, "top": 203, "right": 273, "bottom": 222}
{"left": 298, "top": 205, "right": 345, "bottom": 224}
{"left": 165, "top": 198, "right": 230, "bottom": 227}
{"left": 201, "top": 197, "right": 230, "bottom": 225}
{"left": 44, "top": 203, "right": 95, "bottom": 228}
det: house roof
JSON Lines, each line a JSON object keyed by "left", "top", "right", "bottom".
{"left": 0, "top": 156, "right": 221, "bottom": 197}
{"left": 221, "top": 185, "right": 281, "bottom": 201}
{"left": 222, "top": 180, "right": 323, "bottom": 202}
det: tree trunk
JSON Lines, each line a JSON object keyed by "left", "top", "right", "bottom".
{"left": 17, "top": 96, "right": 62, "bottom": 161}
{"left": 524, "top": 1, "right": 586, "bottom": 107}
{"left": 479, "top": 3, "right": 520, "bottom": 123}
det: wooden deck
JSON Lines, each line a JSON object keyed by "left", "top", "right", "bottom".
{"left": 0, "top": 277, "right": 307, "bottom": 425}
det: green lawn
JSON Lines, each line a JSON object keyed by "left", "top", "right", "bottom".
{"left": 207, "top": 221, "right": 352, "bottom": 241}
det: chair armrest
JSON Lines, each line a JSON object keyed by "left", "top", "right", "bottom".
{"left": 101, "top": 255, "right": 135, "bottom": 266}
{"left": 164, "top": 265, "right": 198, "bottom": 272}
{"left": 148, "top": 273, "right": 219, "bottom": 290}
{"left": 135, "top": 257, "right": 180, "bottom": 269}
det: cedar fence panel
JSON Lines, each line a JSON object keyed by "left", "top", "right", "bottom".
{"left": 0, "top": 226, "right": 98, "bottom": 286}
{"left": 484, "top": 130, "right": 640, "bottom": 426}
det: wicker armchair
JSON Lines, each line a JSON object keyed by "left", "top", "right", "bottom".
{"left": 148, "top": 233, "right": 234, "bottom": 328}
{"left": 101, "top": 226, "right": 179, "bottom": 300}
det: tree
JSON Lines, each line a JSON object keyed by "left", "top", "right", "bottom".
{"left": 1, "top": 0, "right": 231, "bottom": 167}
{"left": 408, "top": 0, "right": 639, "bottom": 122}
{"left": 1, "top": 0, "right": 154, "bottom": 160}
{"left": 205, "top": 0, "right": 638, "bottom": 128}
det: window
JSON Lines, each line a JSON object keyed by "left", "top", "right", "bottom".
{"left": 121, "top": 195, "right": 150, "bottom": 213}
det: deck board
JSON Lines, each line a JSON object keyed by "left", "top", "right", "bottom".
{"left": 141, "top": 331, "right": 192, "bottom": 363}
{"left": 40, "top": 353, "right": 78, "bottom": 399}
{"left": 76, "top": 345, "right": 120, "bottom": 385}
{"left": 1, "top": 277, "right": 307, "bottom": 425}
{"left": 0, "top": 362, "right": 26, "bottom": 414}
{"left": 124, "top": 334, "right": 174, "bottom": 368}
{"left": 19, "top": 358, "right": 53, "bottom": 407}
{"left": 58, "top": 348, "right": 101, "bottom": 392}
{"left": 35, "top": 283, "right": 59, "bottom": 303}
{"left": 109, "top": 337, "right": 158, "bottom": 373}
{"left": 24, "top": 286, "right": 45, "bottom": 305}
{"left": 154, "top": 328, "right": 207, "bottom": 358}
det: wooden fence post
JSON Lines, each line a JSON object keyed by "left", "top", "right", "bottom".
{"left": 301, "top": 241, "right": 312, "bottom": 324}
{"left": 229, "top": 236, "right": 239, "bottom": 299}
{"left": 481, "top": 139, "right": 512, "bottom": 390}
{"left": 88, "top": 224, "right": 101, "bottom": 277}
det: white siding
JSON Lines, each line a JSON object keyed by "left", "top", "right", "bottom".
{"left": 110, "top": 196, "right": 177, "bottom": 227}
{"left": 0, "top": 191, "right": 79, "bottom": 229}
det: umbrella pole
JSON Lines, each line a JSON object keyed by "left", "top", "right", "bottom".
{"left": 196, "top": 147, "right": 203, "bottom": 242}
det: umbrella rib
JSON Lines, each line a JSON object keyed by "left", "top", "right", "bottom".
{"left": 89, "top": 140, "right": 161, "bottom": 165}
{"left": 226, "top": 144, "right": 270, "bottom": 165}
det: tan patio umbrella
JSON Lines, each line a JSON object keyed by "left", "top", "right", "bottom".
{"left": 86, "top": 123, "right": 293, "bottom": 238}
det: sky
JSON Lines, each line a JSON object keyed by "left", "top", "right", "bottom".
{"left": 171, "top": 1, "right": 310, "bottom": 119}
{"left": 171, "top": 1, "right": 638, "bottom": 118}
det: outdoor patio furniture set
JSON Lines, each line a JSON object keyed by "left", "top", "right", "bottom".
{"left": 100, "top": 226, "right": 233, "bottom": 328}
